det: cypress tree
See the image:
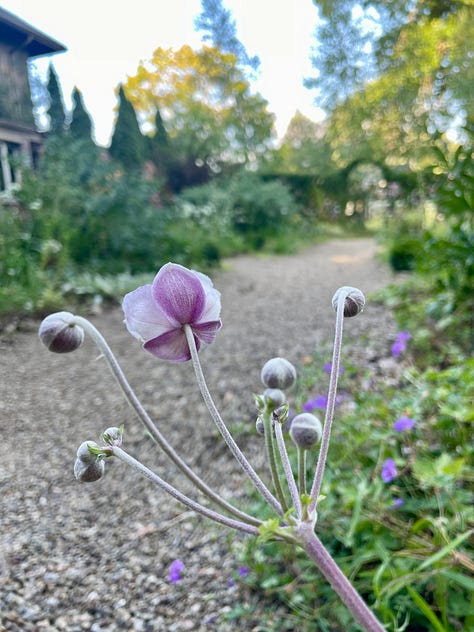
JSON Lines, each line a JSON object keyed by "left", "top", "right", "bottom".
{"left": 69, "top": 87, "right": 94, "bottom": 142}
{"left": 46, "top": 65, "right": 66, "bottom": 134}
{"left": 109, "top": 85, "right": 145, "bottom": 170}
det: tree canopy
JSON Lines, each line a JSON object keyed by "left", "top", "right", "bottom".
{"left": 124, "top": 45, "right": 275, "bottom": 171}
{"left": 194, "top": 0, "right": 260, "bottom": 71}
{"left": 69, "top": 87, "right": 94, "bottom": 142}
{"left": 306, "top": 0, "right": 474, "bottom": 171}
{"left": 109, "top": 85, "right": 146, "bottom": 170}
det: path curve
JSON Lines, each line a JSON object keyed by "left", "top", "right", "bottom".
{"left": 0, "top": 238, "right": 396, "bottom": 631}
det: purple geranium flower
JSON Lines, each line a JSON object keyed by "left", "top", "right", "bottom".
{"left": 391, "top": 331, "right": 411, "bottom": 357}
{"left": 393, "top": 416, "right": 415, "bottom": 432}
{"left": 238, "top": 566, "right": 250, "bottom": 577}
{"left": 381, "top": 458, "right": 398, "bottom": 483}
{"left": 303, "top": 394, "right": 328, "bottom": 412}
{"left": 323, "top": 362, "right": 345, "bottom": 375}
{"left": 169, "top": 559, "right": 185, "bottom": 583}
{"left": 123, "top": 263, "right": 222, "bottom": 362}
{"left": 390, "top": 497, "right": 404, "bottom": 510}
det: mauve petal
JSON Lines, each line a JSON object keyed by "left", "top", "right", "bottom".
{"left": 152, "top": 263, "right": 205, "bottom": 325}
{"left": 144, "top": 328, "right": 200, "bottom": 362}
{"left": 122, "top": 284, "right": 173, "bottom": 342}
{"left": 199, "top": 286, "right": 221, "bottom": 323}
{"left": 192, "top": 320, "right": 222, "bottom": 344}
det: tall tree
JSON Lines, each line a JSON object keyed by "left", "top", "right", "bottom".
{"left": 194, "top": 0, "right": 260, "bottom": 72}
{"left": 46, "top": 65, "right": 66, "bottom": 134}
{"left": 124, "top": 46, "right": 274, "bottom": 173}
{"left": 109, "top": 85, "right": 146, "bottom": 170}
{"left": 69, "top": 87, "right": 94, "bottom": 142}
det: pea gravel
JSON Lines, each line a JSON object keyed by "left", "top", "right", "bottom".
{"left": 0, "top": 238, "right": 400, "bottom": 631}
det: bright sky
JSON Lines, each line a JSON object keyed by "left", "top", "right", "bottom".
{"left": 1, "top": 0, "right": 324, "bottom": 146}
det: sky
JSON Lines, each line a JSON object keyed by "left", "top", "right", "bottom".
{"left": 1, "top": 0, "right": 325, "bottom": 146}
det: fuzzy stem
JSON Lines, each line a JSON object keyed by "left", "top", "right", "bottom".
{"left": 297, "top": 446, "right": 307, "bottom": 496}
{"left": 262, "top": 412, "right": 289, "bottom": 513}
{"left": 296, "top": 523, "right": 385, "bottom": 632}
{"left": 309, "top": 291, "right": 346, "bottom": 512}
{"left": 71, "top": 316, "right": 261, "bottom": 528}
{"left": 274, "top": 421, "right": 301, "bottom": 519}
{"left": 184, "top": 325, "right": 283, "bottom": 516}
{"left": 112, "top": 446, "right": 260, "bottom": 535}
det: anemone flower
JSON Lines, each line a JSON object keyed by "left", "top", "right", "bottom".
{"left": 123, "top": 263, "right": 222, "bottom": 362}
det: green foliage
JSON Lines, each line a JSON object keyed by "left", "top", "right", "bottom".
{"left": 179, "top": 171, "right": 301, "bottom": 249}
{"left": 109, "top": 85, "right": 146, "bottom": 170}
{"left": 125, "top": 46, "right": 275, "bottom": 170}
{"left": 46, "top": 64, "right": 66, "bottom": 134}
{"left": 69, "top": 87, "right": 94, "bottom": 142}
{"left": 194, "top": 0, "right": 260, "bottom": 71}
{"left": 235, "top": 352, "right": 473, "bottom": 631}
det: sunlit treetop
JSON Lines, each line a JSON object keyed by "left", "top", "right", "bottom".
{"left": 124, "top": 45, "right": 275, "bottom": 169}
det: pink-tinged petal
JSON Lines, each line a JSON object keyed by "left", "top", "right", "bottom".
{"left": 199, "top": 287, "right": 221, "bottom": 323}
{"left": 144, "top": 328, "right": 200, "bottom": 362}
{"left": 123, "top": 284, "right": 173, "bottom": 342}
{"left": 192, "top": 320, "right": 222, "bottom": 344}
{"left": 152, "top": 263, "right": 205, "bottom": 325}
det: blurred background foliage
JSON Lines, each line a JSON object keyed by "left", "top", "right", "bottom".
{"left": 1, "top": 1, "right": 473, "bottom": 628}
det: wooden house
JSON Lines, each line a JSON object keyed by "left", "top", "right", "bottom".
{"left": 0, "top": 7, "right": 65, "bottom": 191}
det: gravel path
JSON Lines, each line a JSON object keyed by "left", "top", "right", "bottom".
{"left": 0, "top": 238, "right": 397, "bottom": 631}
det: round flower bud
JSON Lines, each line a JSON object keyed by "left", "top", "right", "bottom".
{"left": 103, "top": 426, "right": 123, "bottom": 447}
{"left": 255, "top": 417, "right": 265, "bottom": 435}
{"left": 76, "top": 440, "right": 100, "bottom": 464}
{"left": 332, "top": 287, "right": 365, "bottom": 317}
{"left": 74, "top": 457, "right": 105, "bottom": 483}
{"left": 261, "top": 358, "right": 297, "bottom": 390}
{"left": 39, "top": 312, "right": 84, "bottom": 353}
{"left": 263, "top": 388, "right": 286, "bottom": 409}
{"left": 289, "top": 413, "right": 323, "bottom": 450}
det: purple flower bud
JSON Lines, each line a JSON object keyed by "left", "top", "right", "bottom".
{"left": 255, "top": 417, "right": 265, "bottom": 435}
{"left": 74, "top": 457, "right": 105, "bottom": 483}
{"left": 261, "top": 357, "right": 297, "bottom": 390}
{"left": 332, "top": 287, "right": 365, "bottom": 317}
{"left": 289, "top": 413, "right": 322, "bottom": 449}
{"left": 381, "top": 458, "right": 397, "bottom": 483}
{"left": 38, "top": 312, "right": 84, "bottom": 353}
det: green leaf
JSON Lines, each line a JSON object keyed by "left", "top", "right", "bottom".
{"left": 417, "top": 529, "right": 474, "bottom": 572}
{"left": 406, "top": 586, "right": 447, "bottom": 632}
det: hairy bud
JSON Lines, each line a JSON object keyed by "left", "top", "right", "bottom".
{"left": 103, "top": 426, "right": 123, "bottom": 447}
{"left": 290, "top": 413, "right": 322, "bottom": 449}
{"left": 261, "top": 358, "right": 297, "bottom": 390}
{"left": 39, "top": 312, "right": 84, "bottom": 353}
{"left": 263, "top": 388, "right": 286, "bottom": 409}
{"left": 76, "top": 440, "right": 100, "bottom": 464}
{"left": 255, "top": 417, "right": 265, "bottom": 435}
{"left": 332, "top": 287, "right": 365, "bottom": 317}
{"left": 74, "top": 457, "right": 105, "bottom": 483}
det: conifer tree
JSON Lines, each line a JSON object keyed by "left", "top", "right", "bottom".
{"left": 69, "top": 87, "right": 94, "bottom": 142}
{"left": 109, "top": 85, "right": 145, "bottom": 170}
{"left": 46, "top": 65, "right": 66, "bottom": 134}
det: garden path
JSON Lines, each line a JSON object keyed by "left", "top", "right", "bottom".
{"left": 0, "top": 237, "right": 397, "bottom": 631}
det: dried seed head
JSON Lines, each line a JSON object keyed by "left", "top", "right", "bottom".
{"left": 332, "top": 287, "right": 365, "bottom": 317}
{"left": 39, "top": 312, "right": 84, "bottom": 353}
{"left": 261, "top": 358, "right": 297, "bottom": 390}
{"left": 289, "top": 413, "right": 323, "bottom": 449}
